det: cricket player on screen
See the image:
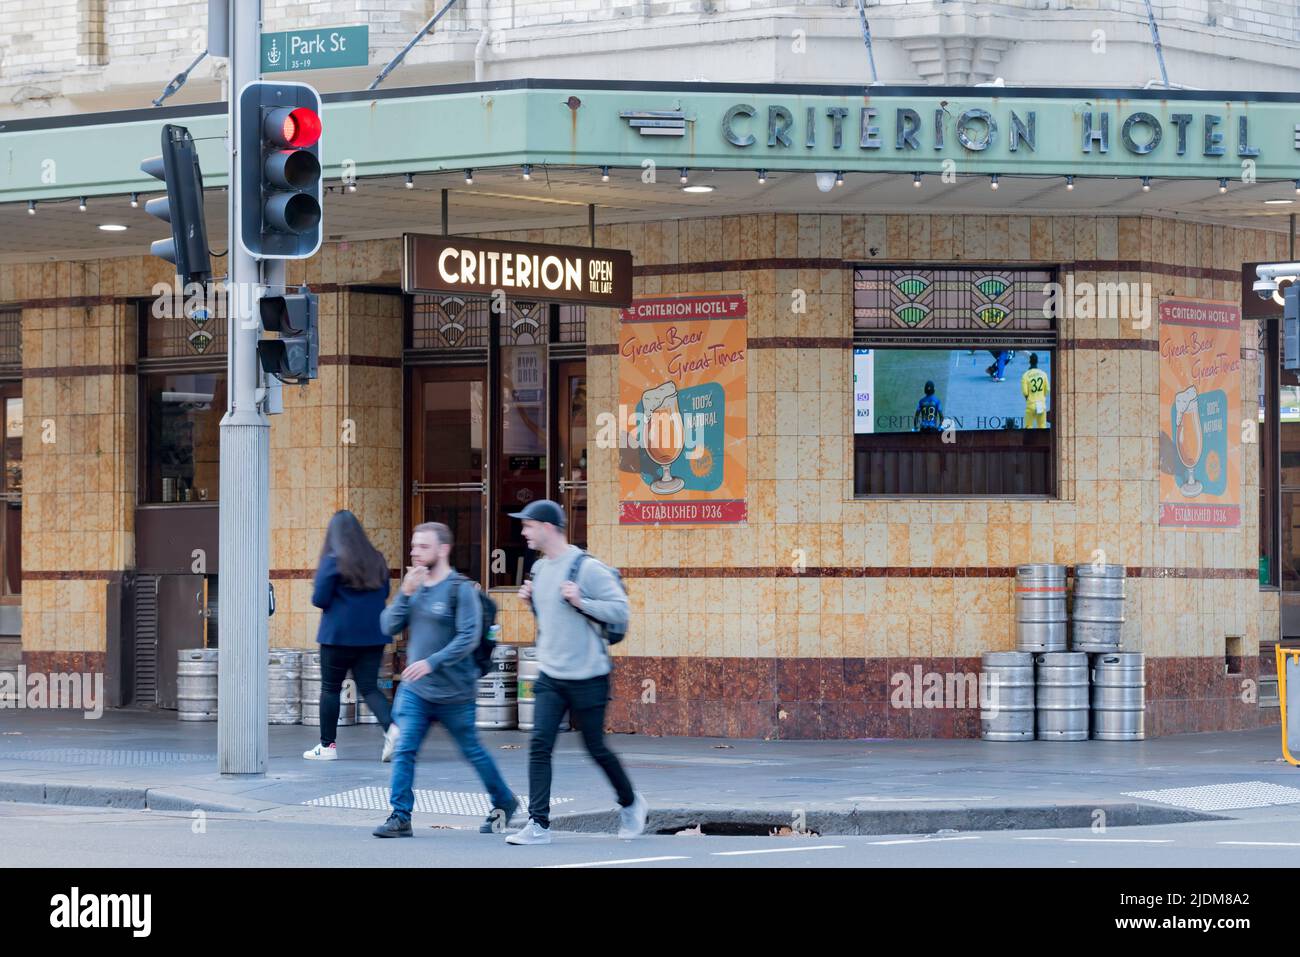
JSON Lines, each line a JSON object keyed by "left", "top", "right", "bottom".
{"left": 1021, "top": 353, "right": 1050, "bottom": 428}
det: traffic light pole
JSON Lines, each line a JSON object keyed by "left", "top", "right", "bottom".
{"left": 218, "top": 0, "right": 270, "bottom": 774}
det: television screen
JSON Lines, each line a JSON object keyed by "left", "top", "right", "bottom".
{"left": 854, "top": 347, "right": 1053, "bottom": 434}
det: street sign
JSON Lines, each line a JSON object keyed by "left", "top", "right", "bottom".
{"left": 261, "top": 26, "right": 367, "bottom": 73}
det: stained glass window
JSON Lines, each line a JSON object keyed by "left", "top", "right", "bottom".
{"left": 854, "top": 267, "right": 1056, "bottom": 332}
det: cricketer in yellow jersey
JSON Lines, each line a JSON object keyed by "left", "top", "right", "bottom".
{"left": 1021, "top": 354, "right": 1050, "bottom": 429}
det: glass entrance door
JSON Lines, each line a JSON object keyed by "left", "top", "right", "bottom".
{"left": 409, "top": 366, "right": 487, "bottom": 583}
{"left": 554, "top": 360, "right": 588, "bottom": 549}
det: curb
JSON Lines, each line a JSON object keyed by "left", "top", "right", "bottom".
{"left": 0, "top": 779, "right": 257, "bottom": 814}
{"left": 550, "top": 802, "right": 1225, "bottom": 836}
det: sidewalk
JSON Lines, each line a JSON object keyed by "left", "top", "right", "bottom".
{"left": 0, "top": 708, "right": 1293, "bottom": 835}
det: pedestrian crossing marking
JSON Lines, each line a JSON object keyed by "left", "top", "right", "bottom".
{"left": 304, "top": 786, "right": 572, "bottom": 816}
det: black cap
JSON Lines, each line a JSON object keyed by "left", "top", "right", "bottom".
{"left": 508, "top": 498, "right": 566, "bottom": 528}
{"left": 924, "top": 380, "right": 935, "bottom": 394}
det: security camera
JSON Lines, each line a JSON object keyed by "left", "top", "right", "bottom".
{"left": 1255, "top": 277, "right": 1277, "bottom": 300}
{"left": 814, "top": 171, "right": 837, "bottom": 193}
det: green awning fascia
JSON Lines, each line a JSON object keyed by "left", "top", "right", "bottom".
{"left": 4, "top": 79, "right": 1299, "bottom": 204}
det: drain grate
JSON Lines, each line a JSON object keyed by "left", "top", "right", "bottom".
{"left": 0, "top": 748, "right": 216, "bottom": 766}
{"left": 305, "top": 786, "right": 574, "bottom": 816}
{"left": 1123, "top": 781, "right": 1300, "bottom": 812}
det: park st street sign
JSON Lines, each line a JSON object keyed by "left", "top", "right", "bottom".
{"left": 261, "top": 26, "right": 368, "bottom": 74}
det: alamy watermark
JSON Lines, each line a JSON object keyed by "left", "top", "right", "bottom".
{"left": 0, "top": 669, "right": 104, "bottom": 718}
{"left": 890, "top": 665, "right": 1002, "bottom": 717}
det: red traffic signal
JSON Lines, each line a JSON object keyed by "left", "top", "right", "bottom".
{"left": 239, "top": 82, "right": 323, "bottom": 259}
{"left": 265, "top": 107, "right": 322, "bottom": 149}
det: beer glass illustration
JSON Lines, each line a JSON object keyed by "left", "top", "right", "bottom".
{"left": 642, "top": 381, "right": 686, "bottom": 494}
{"left": 1173, "top": 385, "right": 1203, "bottom": 497}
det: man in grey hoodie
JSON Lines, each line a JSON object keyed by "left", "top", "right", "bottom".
{"left": 371, "top": 522, "right": 518, "bottom": 838}
{"left": 504, "top": 500, "right": 646, "bottom": 845}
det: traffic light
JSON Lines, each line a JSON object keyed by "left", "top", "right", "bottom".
{"left": 140, "top": 124, "right": 212, "bottom": 287}
{"left": 257, "top": 288, "right": 318, "bottom": 381}
{"left": 1285, "top": 283, "right": 1299, "bottom": 372}
{"left": 238, "top": 81, "right": 323, "bottom": 259}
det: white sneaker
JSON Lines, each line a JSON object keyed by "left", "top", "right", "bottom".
{"left": 505, "top": 820, "right": 552, "bottom": 845}
{"left": 303, "top": 743, "right": 337, "bottom": 761}
{"left": 617, "top": 792, "right": 648, "bottom": 838}
{"left": 381, "top": 723, "right": 400, "bottom": 763}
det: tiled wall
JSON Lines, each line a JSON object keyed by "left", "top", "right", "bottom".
{"left": 0, "top": 213, "right": 1285, "bottom": 736}
{"left": 269, "top": 287, "right": 405, "bottom": 650}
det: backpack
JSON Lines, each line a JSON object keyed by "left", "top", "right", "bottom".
{"left": 567, "top": 551, "right": 629, "bottom": 646}
{"left": 448, "top": 573, "right": 499, "bottom": 677}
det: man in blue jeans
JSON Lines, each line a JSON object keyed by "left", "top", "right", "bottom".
{"left": 504, "top": 500, "right": 646, "bottom": 845}
{"left": 372, "top": 522, "right": 518, "bottom": 838}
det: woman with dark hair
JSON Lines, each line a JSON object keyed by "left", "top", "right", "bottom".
{"left": 304, "top": 510, "right": 400, "bottom": 762}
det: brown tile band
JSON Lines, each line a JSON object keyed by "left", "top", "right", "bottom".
{"left": 620, "top": 565, "right": 1257, "bottom": 580}
{"left": 750, "top": 337, "right": 854, "bottom": 349}
{"left": 589, "top": 338, "right": 852, "bottom": 355}
{"left": 1071, "top": 260, "right": 1240, "bottom": 284}
{"left": 318, "top": 355, "right": 402, "bottom": 368}
{"left": 23, "top": 570, "right": 125, "bottom": 581}
{"left": 1061, "top": 338, "right": 1159, "bottom": 351}
{"left": 632, "top": 258, "right": 1244, "bottom": 284}
{"left": 636, "top": 258, "right": 847, "bottom": 277}
{"left": 4, "top": 295, "right": 120, "bottom": 310}
{"left": 3, "top": 284, "right": 402, "bottom": 313}
{"left": 270, "top": 569, "right": 403, "bottom": 579}
{"left": 24, "top": 364, "right": 137, "bottom": 378}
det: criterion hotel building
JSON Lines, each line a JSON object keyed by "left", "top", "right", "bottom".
{"left": 1, "top": 77, "right": 1293, "bottom": 738}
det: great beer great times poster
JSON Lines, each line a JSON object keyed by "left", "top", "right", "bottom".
{"left": 1157, "top": 298, "right": 1242, "bottom": 528}
{"left": 616, "top": 293, "right": 748, "bottom": 525}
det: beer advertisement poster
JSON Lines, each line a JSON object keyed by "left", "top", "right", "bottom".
{"left": 616, "top": 293, "right": 748, "bottom": 525}
{"left": 1157, "top": 298, "right": 1241, "bottom": 528}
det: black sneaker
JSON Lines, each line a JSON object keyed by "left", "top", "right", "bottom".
{"left": 479, "top": 798, "right": 519, "bottom": 834}
{"left": 372, "top": 813, "right": 413, "bottom": 838}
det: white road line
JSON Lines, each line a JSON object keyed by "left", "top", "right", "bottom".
{"left": 1015, "top": 837, "right": 1174, "bottom": 844}
{"left": 711, "top": 845, "right": 845, "bottom": 857}
{"left": 868, "top": 836, "right": 982, "bottom": 845}
{"left": 1217, "top": 841, "right": 1300, "bottom": 847}
{"left": 537, "top": 855, "right": 690, "bottom": 868}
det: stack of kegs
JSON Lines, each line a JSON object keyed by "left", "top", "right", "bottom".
{"left": 1014, "top": 564, "right": 1067, "bottom": 652}
{"left": 301, "top": 651, "right": 323, "bottom": 726}
{"left": 516, "top": 646, "right": 569, "bottom": 733}
{"left": 1071, "top": 563, "right": 1125, "bottom": 653}
{"left": 1090, "top": 652, "right": 1146, "bottom": 741}
{"left": 268, "top": 649, "right": 302, "bottom": 725}
{"left": 476, "top": 633, "right": 518, "bottom": 730}
{"left": 978, "top": 652, "right": 1034, "bottom": 741}
{"left": 176, "top": 648, "right": 219, "bottom": 722}
{"left": 1034, "top": 652, "right": 1089, "bottom": 741}
{"left": 982, "top": 562, "right": 1144, "bottom": 741}
{"left": 358, "top": 649, "right": 395, "bottom": 724}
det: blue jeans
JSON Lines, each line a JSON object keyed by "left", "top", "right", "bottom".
{"left": 388, "top": 685, "right": 516, "bottom": 821}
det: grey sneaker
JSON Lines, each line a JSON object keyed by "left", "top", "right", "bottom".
{"left": 617, "top": 792, "right": 648, "bottom": 838}
{"left": 372, "top": 813, "right": 412, "bottom": 838}
{"left": 381, "top": 723, "right": 400, "bottom": 763}
{"left": 505, "top": 820, "right": 552, "bottom": 845}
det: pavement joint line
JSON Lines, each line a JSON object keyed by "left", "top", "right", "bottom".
{"left": 1216, "top": 841, "right": 1300, "bottom": 846}
{"left": 537, "top": 855, "right": 691, "bottom": 868}
{"left": 710, "top": 845, "right": 845, "bottom": 856}
{"left": 868, "top": 836, "right": 982, "bottom": 845}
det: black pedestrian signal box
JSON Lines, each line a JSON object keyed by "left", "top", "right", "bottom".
{"left": 258, "top": 289, "right": 319, "bottom": 382}
{"left": 238, "top": 81, "right": 323, "bottom": 260}
{"left": 140, "top": 124, "right": 213, "bottom": 287}
{"left": 1286, "top": 284, "right": 1299, "bottom": 372}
